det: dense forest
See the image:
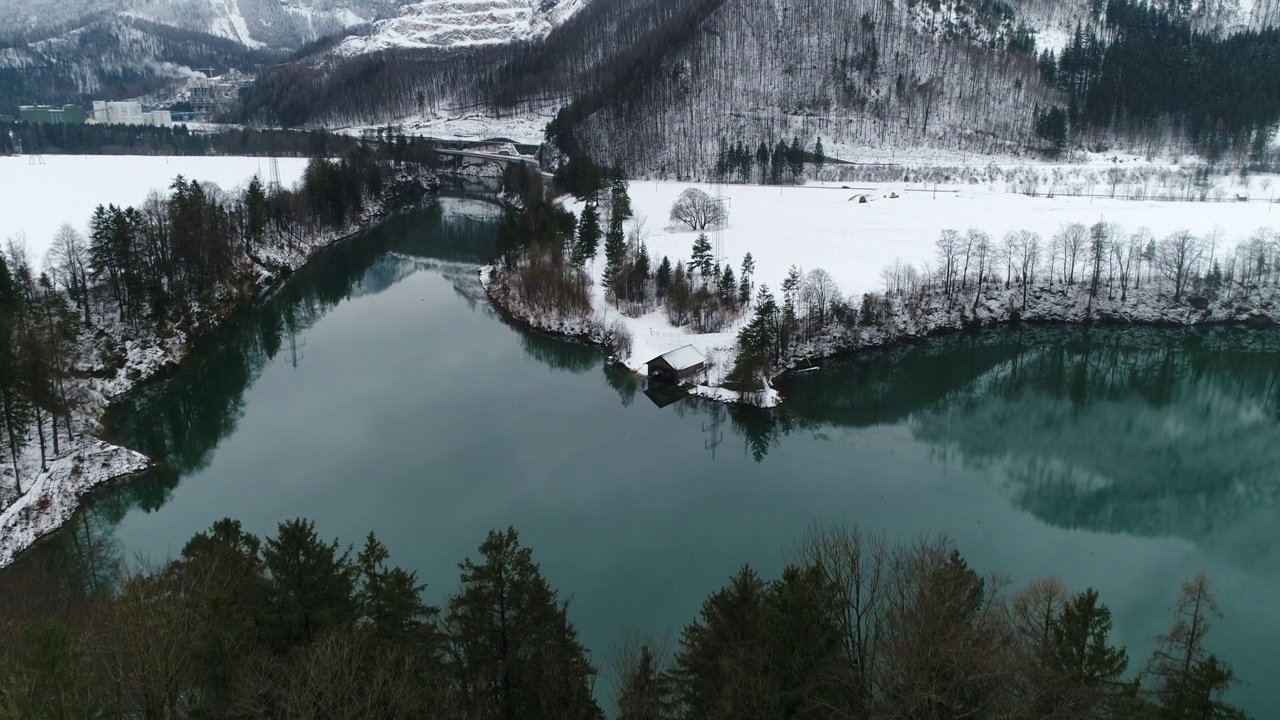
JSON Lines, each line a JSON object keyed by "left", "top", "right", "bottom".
{"left": 0, "top": 517, "right": 1250, "bottom": 718}
{"left": 0, "top": 122, "right": 380, "bottom": 158}
{"left": 235, "top": 0, "right": 1280, "bottom": 174}
{"left": 1034, "top": 0, "right": 1280, "bottom": 157}
{"left": 0, "top": 139, "right": 438, "bottom": 509}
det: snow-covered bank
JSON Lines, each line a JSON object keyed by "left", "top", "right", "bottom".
{"left": 0, "top": 155, "right": 310, "bottom": 263}
{"left": 0, "top": 159, "right": 436, "bottom": 570}
{"left": 484, "top": 178, "right": 1280, "bottom": 407}
{"left": 0, "top": 433, "right": 149, "bottom": 568}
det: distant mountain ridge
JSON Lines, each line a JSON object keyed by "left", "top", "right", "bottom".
{"left": 0, "top": 15, "right": 268, "bottom": 111}
{"left": 0, "top": 0, "right": 400, "bottom": 52}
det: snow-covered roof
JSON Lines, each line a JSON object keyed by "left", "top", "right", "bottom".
{"left": 654, "top": 345, "right": 705, "bottom": 371}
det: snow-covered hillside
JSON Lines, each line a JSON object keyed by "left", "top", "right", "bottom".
{"left": 0, "top": 0, "right": 401, "bottom": 52}
{"left": 337, "top": 0, "right": 587, "bottom": 53}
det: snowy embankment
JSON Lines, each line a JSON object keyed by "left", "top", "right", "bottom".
{"left": 0, "top": 155, "right": 422, "bottom": 569}
{"left": 485, "top": 178, "right": 1280, "bottom": 406}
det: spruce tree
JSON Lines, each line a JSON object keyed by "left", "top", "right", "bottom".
{"left": 720, "top": 265, "right": 736, "bottom": 304}
{"left": 573, "top": 203, "right": 602, "bottom": 266}
{"left": 610, "top": 172, "right": 633, "bottom": 225}
{"left": 691, "top": 234, "right": 714, "bottom": 279}
{"left": 356, "top": 532, "right": 439, "bottom": 647}
{"left": 674, "top": 566, "right": 769, "bottom": 720}
{"left": 755, "top": 142, "right": 770, "bottom": 184}
{"left": 447, "top": 527, "right": 601, "bottom": 720}
{"left": 655, "top": 256, "right": 673, "bottom": 300}
{"left": 263, "top": 519, "right": 359, "bottom": 650}
{"left": 814, "top": 137, "right": 826, "bottom": 169}
{"left": 788, "top": 137, "right": 804, "bottom": 178}
{"left": 1050, "top": 589, "right": 1128, "bottom": 687}
{"left": 603, "top": 218, "right": 628, "bottom": 301}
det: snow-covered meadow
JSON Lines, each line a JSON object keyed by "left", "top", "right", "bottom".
{"left": 552, "top": 178, "right": 1280, "bottom": 396}
{"left": 0, "top": 155, "right": 309, "bottom": 262}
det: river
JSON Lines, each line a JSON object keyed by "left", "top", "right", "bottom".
{"left": 51, "top": 186, "right": 1280, "bottom": 713}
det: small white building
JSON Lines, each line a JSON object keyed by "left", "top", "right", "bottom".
{"left": 91, "top": 101, "right": 173, "bottom": 127}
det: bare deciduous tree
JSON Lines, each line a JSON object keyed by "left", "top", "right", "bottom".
{"left": 669, "top": 188, "right": 727, "bottom": 231}
{"left": 1157, "top": 231, "right": 1204, "bottom": 301}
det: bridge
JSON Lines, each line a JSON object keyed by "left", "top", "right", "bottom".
{"left": 433, "top": 147, "right": 541, "bottom": 172}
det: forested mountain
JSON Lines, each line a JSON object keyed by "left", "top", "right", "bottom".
{"left": 237, "top": 0, "right": 1280, "bottom": 171}
{"left": 0, "top": 0, "right": 400, "bottom": 52}
{"left": 0, "top": 16, "right": 269, "bottom": 113}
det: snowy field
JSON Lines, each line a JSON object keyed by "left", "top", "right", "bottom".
{"left": 0, "top": 155, "right": 309, "bottom": 263}
{"left": 570, "top": 179, "right": 1280, "bottom": 387}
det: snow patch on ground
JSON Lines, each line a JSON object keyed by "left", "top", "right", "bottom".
{"left": 0, "top": 432, "right": 149, "bottom": 568}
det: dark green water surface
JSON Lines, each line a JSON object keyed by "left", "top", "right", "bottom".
{"left": 75, "top": 190, "right": 1279, "bottom": 712}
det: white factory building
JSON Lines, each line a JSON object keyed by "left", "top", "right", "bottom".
{"left": 91, "top": 101, "right": 173, "bottom": 127}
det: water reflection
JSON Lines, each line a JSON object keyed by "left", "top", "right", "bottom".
{"left": 781, "top": 325, "right": 1280, "bottom": 560}
{"left": 93, "top": 190, "right": 509, "bottom": 533}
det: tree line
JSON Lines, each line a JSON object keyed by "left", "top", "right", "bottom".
{"left": 729, "top": 219, "right": 1278, "bottom": 390}
{"left": 0, "top": 517, "right": 1250, "bottom": 719}
{"left": 0, "top": 122, "right": 382, "bottom": 159}
{"left": 1036, "top": 0, "right": 1280, "bottom": 157}
{"left": 0, "top": 143, "right": 436, "bottom": 508}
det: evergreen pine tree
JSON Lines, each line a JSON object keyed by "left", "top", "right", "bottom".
{"left": 814, "top": 137, "right": 826, "bottom": 170}
{"left": 573, "top": 203, "right": 602, "bottom": 266}
{"left": 756, "top": 142, "right": 770, "bottom": 184}
{"left": 447, "top": 527, "right": 601, "bottom": 720}
{"left": 720, "top": 265, "right": 736, "bottom": 304}
{"left": 788, "top": 137, "right": 805, "bottom": 178}
{"left": 674, "top": 567, "right": 769, "bottom": 720}
{"left": 1050, "top": 589, "right": 1129, "bottom": 687}
{"left": 655, "top": 256, "right": 673, "bottom": 300}
{"left": 263, "top": 519, "right": 359, "bottom": 650}
{"left": 603, "top": 218, "right": 628, "bottom": 301}
{"left": 610, "top": 172, "right": 633, "bottom": 225}
{"left": 691, "top": 234, "right": 714, "bottom": 279}
{"left": 357, "top": 532, "right": 439, "bottom": 647}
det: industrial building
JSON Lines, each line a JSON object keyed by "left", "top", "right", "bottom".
{"left": 91, "top": 101, "right": 172, "bottom": 127}
{"left": 18, "top": 105, "right": 86, "bottom": 124}
{"left": 185, "top": 75, "right": 242, "bottom": 118}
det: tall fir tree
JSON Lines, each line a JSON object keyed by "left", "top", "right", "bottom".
{"left": 447, "top": 527, "right": 601, "bottom": 720}
{"left": 603, "top": 218, "right": 628, "bottom": 301}
{"left": 573, "top": 203, "right": 602, "bottom": 267}
{"left": 691, "top": 234, "right": 714, "bottom": 279}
